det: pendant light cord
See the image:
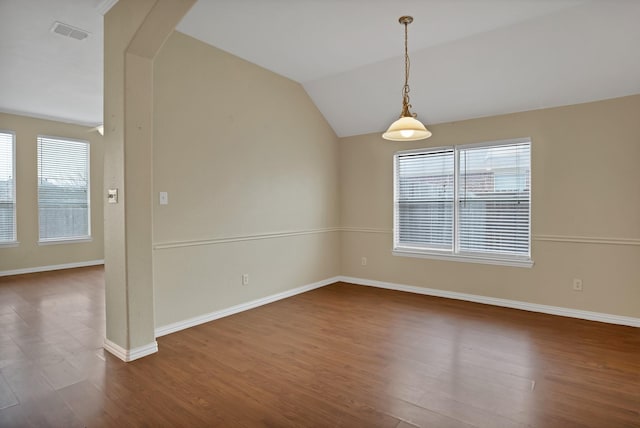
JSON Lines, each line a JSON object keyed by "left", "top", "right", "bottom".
{"left": 402, "top": 20, "right": 414, "bottom": 117}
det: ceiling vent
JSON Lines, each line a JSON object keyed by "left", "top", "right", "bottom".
{"left": 51, "top": 21, "right": 90, "bottom": 41}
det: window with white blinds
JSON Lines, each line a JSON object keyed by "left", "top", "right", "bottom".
{"left": 396, "top": 149, "right": 454, "bottom": 251}
{"left": 37, "top": 136, "right": 91, "bottom": 242}
{"left": 0, "top": 131, "right": 16, "bottom": 244}
{"left": 394, "top": 139, "right": 531, "bottom": 267}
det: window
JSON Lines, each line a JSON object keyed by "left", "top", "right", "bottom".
{"left": 0, "top": 130, "right": 16, "bottom": 244}
{"left": 394, "top": 138, "right": 531, "bottom": 267}
{"left": 37, "top": 136, "right": 91, "bottom": 243}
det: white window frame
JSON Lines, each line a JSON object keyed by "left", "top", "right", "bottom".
{"left": 0, "top": 129, "right": 17, "bottom": 247}
{"left": 393, "top": 138, "right": 533, "bottom": 268}
{"left": 37, "top": 135, "right": 92, "bottom": 245}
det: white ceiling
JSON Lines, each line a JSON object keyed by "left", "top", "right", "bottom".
{"left": 0, "top": 0, "right": 104, "bottom": 126}
{"left": 2, "top": 1, "right": 640, "bottom": 136}
{"left": 178, "top": 0, "right": 586, "bottom": 83}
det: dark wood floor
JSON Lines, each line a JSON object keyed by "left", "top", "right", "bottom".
{"left": 0, "top": 267, "right": 638, "bottom": 427}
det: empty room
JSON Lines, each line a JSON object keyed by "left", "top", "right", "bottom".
{"left": 0, "top": 0, "right": 639, "bottom": 426}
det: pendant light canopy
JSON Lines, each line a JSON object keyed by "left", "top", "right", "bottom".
{"left": 382, "top": 16, "right": 431, "bottom": 141}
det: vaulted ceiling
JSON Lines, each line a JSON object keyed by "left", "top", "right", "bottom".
{"left": 2, "top": 0, "right": 639, "bottom": 137}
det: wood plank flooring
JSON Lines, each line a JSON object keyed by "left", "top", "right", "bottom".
{"left": 0, "top": 266, "right": 638, "bottom": 427}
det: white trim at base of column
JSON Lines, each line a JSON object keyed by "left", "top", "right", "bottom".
{"left": 103, "top": 338, "right": 158, "bottom": 362}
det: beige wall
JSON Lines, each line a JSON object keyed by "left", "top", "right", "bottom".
{"left": 4, "top": 28, "right": 636, "bottom": 341}
{"left": 0, "top": 112, "right": 104, "bottom": 272}
{"left": 152, "top": 32, "right": 340, "bottom": 328}
{"left": 340, "top": 95, "right": 640, "bottom": 318}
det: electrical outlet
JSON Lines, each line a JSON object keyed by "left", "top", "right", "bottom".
{"left": 242, "top": 273, "right": 249, "bottom": 286}
{"left": 572, "top": 278, "right": 583, "bottom": 291}
{"left": 361, "top": 257, "right": 367, "bottom": 266}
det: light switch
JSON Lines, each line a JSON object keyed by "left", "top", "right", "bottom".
{"left": 159, "top": 191, "right": 169, "bottom": 205}
{"left": 107, "top": 189, "right": 118, "bottom": 204}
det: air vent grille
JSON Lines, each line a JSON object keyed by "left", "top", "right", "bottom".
{"left": 51, "top": 22, "right": 89, "bottom": 41}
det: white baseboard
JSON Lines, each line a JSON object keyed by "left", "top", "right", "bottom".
{"left": 0, "top": 259, "right": 104, "bottom": 277}
{"left": 155, "top": 276, "right": 341, "bottom": 337}
{"left": 339, "top": 276, "right": 640, "bottom": 328}
{"left": 155, "top": 273, "right": 638, "bottom": 342}
{"left": 103, "top": 338, "right": 158, "bottom": 362}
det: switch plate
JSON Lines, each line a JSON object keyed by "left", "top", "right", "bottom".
{"left": 107, "top": 189, "right": 118, "bottom": 204}
{"left": 159, "top": 191, "right": 168, "bottom": 205}
{"left": 242, "top": 274, "right": 249, "bottom": 286}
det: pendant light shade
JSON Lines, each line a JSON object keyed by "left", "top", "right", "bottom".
{"left": 382, "top": 16, "right": 431, "bottom": 142}
{"left": 383, "top": 116, "right": 431, "bottom": 141}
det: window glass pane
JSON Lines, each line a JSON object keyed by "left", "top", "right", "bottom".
{"left": 396, "top": 150, "right": 454, "bottom": 250}
{"left": 458, "top": 143, "right": 530, "bottom": 256}
{"left": 37, "top": 136, "right": 90, "bottom": 241}
{"left": 0, "top": 131, "right": 16, "bottom": 242}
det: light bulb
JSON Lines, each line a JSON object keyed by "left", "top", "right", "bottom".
{"left": 400, "top": 129, "right": 415, "bottom": 138}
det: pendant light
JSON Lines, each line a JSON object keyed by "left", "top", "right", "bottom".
{"left": 382, "top": 16, "right": 432, "bottom": 141}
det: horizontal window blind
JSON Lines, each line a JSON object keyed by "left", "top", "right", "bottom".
{"left": 396, "top": 149, "right": 454, "bottom": 250}
{"left": 394, "top": 139, "right": 531, "bottom": 262}
{"left": 0, "top": 131, "right": 16, "bottom": 243}
{"left": 458, "top": 142, "right": 530, "bottom": 257}
{"left": 37, "top": 136, "right": 90, "bottom": 241}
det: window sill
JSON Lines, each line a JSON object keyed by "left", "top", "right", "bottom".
{"left": 392, "top": 248, "right": 534, "bottom": 268}
{"left": 38, "top": 237, "right": 93, "bottom": 246}
{"left": 0, "top": 241, "right": 19, "bottom": 248}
